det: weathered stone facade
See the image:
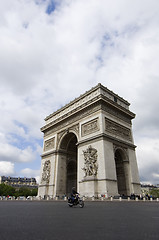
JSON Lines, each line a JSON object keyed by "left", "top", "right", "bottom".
{"left": 38, "top": 84, "right": 141, "bottom": 198}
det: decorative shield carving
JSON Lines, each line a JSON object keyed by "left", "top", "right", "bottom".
{"left": 82, "top": 146, "right": 98, "bottom": 177}
{"left": 41, "top": 160, "right": 51, "bottom": 183}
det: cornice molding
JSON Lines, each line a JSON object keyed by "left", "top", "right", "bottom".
{"left": 41, "top": 97, "right": 134, "bottom": 133}
{"left": 77, "top": 133, "right": 136, "bottom": 149}
{"left": 79, "top": 178, "right": 117, "bottom": 183}
{"left": 41, "top": 101, "right": 101, "bottom": 133}
{"left": 42, "top": 84, "right": 133, "bottom": 128}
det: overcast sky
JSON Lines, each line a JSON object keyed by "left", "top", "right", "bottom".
{"left": 0, "top": 0, "right": 159, "bottom": 184}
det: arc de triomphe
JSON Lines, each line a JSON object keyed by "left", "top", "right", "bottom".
{"left": 38, "top": 84, "right": 141, "bottom": 198}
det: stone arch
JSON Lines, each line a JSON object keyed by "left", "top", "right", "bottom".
{"left": 114, "top": 147, "right": 130, "bottom": 196}
{"left": 57, "top": 127, "right": 79, "bottom": 150}
{"left": 56, "top": 132, "right": 78, "bottom": 196}
{"left": 38, "top": 84, "right": 141, "bottom": 198}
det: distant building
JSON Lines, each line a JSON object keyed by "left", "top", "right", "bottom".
{"left": 0, "top": 176, "right": 38, "bottom": 189}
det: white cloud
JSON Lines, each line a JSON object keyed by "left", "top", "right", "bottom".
{"left": 136, "top": 138, "right": 159, "bottom": 184}
{"left": 0, "top": 161, "right": 15, "bottom": 176}
{"left": 0, "top": 142, "right": 36, "bottom": 163}
{"left": 0, "top": 0, "right": 159, "bottom": 183}
{"left": 20, "top": 168, "right": 40, "bottom": 183}
{"left": 153, "top": 173, "right": 159, "bottom": 179}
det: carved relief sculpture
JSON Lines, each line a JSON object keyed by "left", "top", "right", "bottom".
{"left": 82, "top": 146, "right": 98, "bottom": 177}
{"left": 105, "top": 118, "right": 132, "bottom": 141}
{"left": 81, "top": 118, "right": 99, "bottom": 137}
{"left": 44, "top": 138, "right": 55, "bottom": 151}
{"left": 41, "top": 160, "right": 51, "bottom": 183}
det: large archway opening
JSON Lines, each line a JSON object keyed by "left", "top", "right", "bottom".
{"left": 115, "top": 149, "right": 129, "bottom": 196}
{"left": 59, "top": 132, "right": 77, "bottom": 196}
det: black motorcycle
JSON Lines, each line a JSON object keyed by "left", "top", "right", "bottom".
{"left": 68, "top": 194, "right": 84, "bottom": 208}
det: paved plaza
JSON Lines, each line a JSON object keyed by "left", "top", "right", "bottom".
{"left": 0, "top": 201, "right": 159, "bottom": 240}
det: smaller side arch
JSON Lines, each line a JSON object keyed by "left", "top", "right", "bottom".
{"left": 114, "top": 147, "right": 130, "bottom": 196}
{"left": 114, "top": 146, "right": 129, "bottom": 162}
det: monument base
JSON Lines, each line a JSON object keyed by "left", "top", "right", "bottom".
{"left": 79, "top": 176, "right": 99, "bottom": 198}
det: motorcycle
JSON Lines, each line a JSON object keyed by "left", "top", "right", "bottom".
{"left": 68, "top": 194, "right": 84, "bottom": 208}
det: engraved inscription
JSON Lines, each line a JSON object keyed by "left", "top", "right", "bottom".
{"left": 44, "top": 137, "right": 55, "bottom": 151}
{"left": 81, "top": 118, "right": 99, "bottom": 137}
{"left": 105, "top": 118, "right": 132, "bottom": 141}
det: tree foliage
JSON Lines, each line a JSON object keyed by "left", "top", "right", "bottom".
{"left": 149, "top": 188, "right": 159, "bottom": 198}
{"left": 0, "top": 184, "right": 38, "bottom": 197}
{"left": 0, "top": 184, "right": 16, "bottom": 196}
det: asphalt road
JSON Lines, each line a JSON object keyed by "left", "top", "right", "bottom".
{"left": 0, "top": 201, "right": 159, "bottom": 240}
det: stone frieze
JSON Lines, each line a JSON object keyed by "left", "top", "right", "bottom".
{"left": 81, "top": 118, "right": 99, "bottom": 137}
{"left": 105, "top": 118, "right": 132, "bottom": 141}
{"left": 44, "top": 137, "right": 55, "bottom": 151}
{"left": 101, "top": 104, "right": 131, "bottom": 124}
{"left": 43, "top": 104, "right": 101, "bottom": 136}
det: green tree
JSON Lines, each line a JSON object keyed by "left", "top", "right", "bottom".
{"left": 150, "top": 189, "right": 159, "bottom": 198}
{"left": 0, "top": 184, "right": 38, "bottom": 198}
{"left": 31, "top": 188, "right": 38, "bottom": 196}
{"left": 0, "top": 184, "right": 16, "bottom": 196}
{"left": 17, "top": 186, "right": 31, "bottom": 197}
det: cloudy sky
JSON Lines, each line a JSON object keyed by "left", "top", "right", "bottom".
{"left": 0, "top": 0, "right": 159, "bottom": 184}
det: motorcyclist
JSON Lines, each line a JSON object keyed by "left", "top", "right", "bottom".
{"left": 71, "top": 187, "right": 78, "bottom": 203}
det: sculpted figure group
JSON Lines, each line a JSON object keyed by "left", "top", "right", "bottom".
{"left": 82, "top": 145, "right": 98, "bottom": 177}
{"left": 41, "top": 160, "right": 51, "bottom": 183}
